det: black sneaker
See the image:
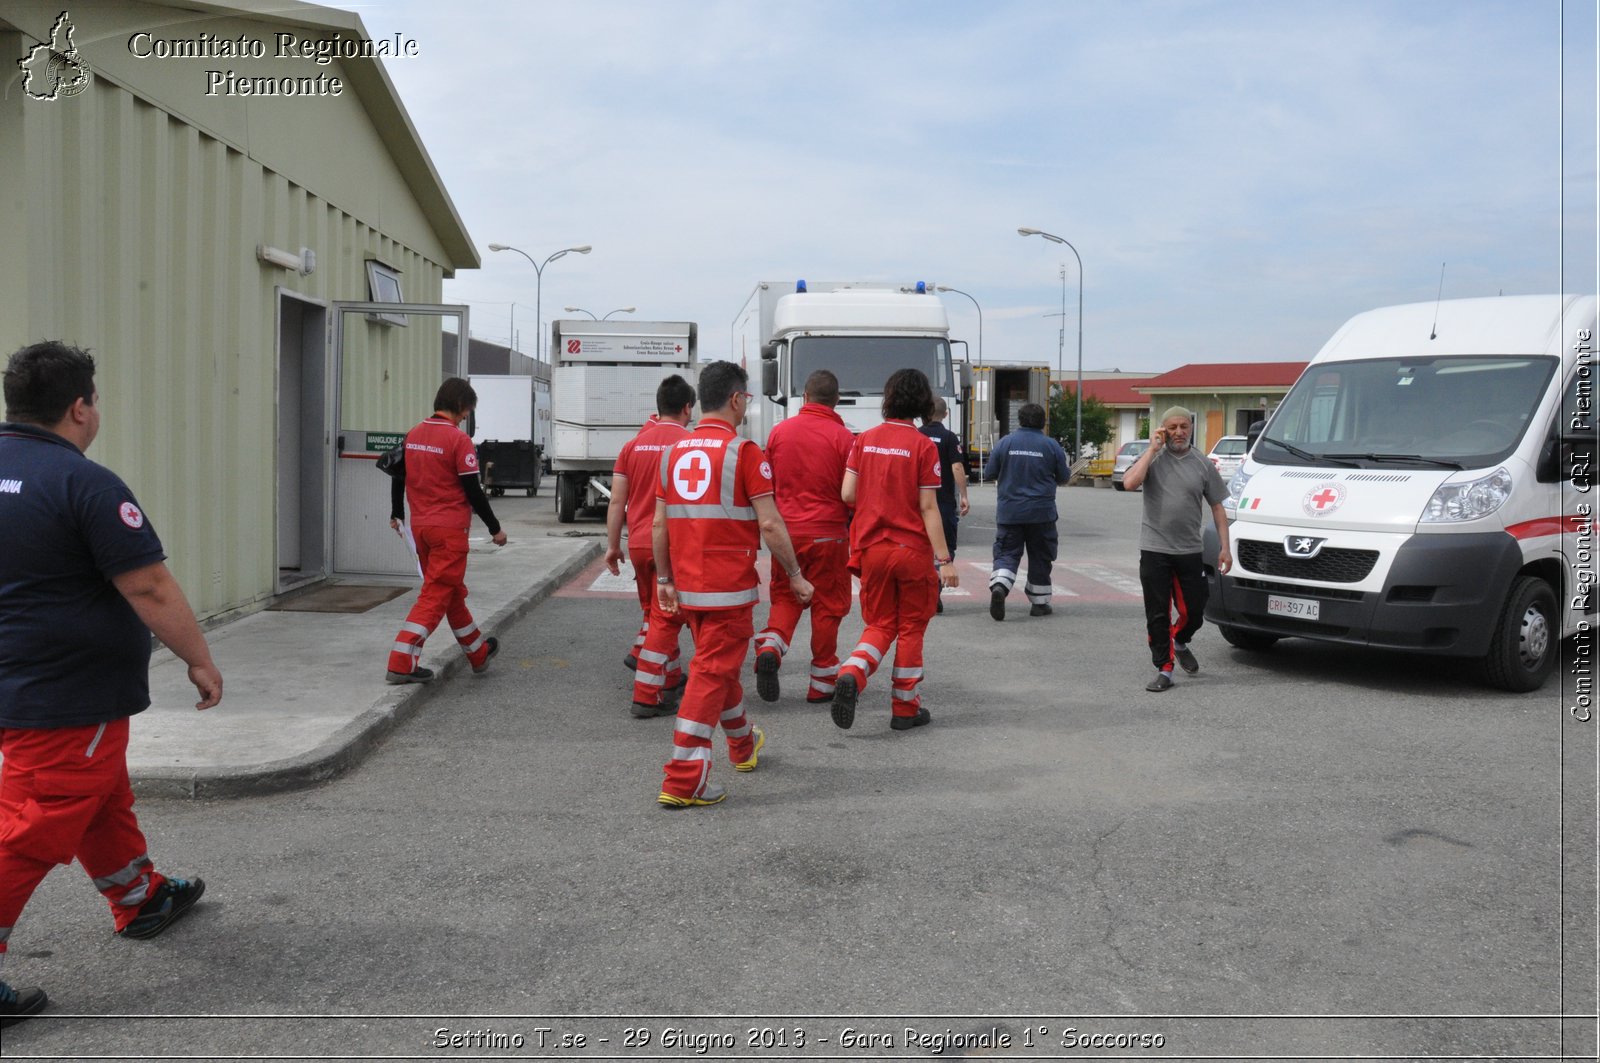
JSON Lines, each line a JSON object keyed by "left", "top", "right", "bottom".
{"left": 471, "top": 636, "right": 500, "bottom": 675}
{"left": 118, "top": 877, "right": 205, "bottom": 940}
{"left": 989, "top": 588, "right": 1006, "bottom": 621}
{"left": 890, "top": 707, "right": 932, "bottom": 731}
{"left": 754, "top": 649, "right": 781, "bottom": 703}
{"left": 1145, "top": 671, "right": 1174, "bottom": 692}
{"left": 935, "top": 597, "right": 944, "bottom": 615}
{"left": 1029, "top": 603, "right": 1053, "bottom": 617}
{"left": 1174, "top": 646, "right": 1199, "bottom": 675}
{"left": 831, "top": 674, "right": 857, "bottom": 730}
{"left": 384, "top": 666, "right": 434, "bottom": 685}
{"left": 0, "top": 980, "right": 47, "bottom": 1028}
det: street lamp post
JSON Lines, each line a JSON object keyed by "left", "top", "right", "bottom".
{"left": 487, "top": 243, "right": 592, "bottom": 363}
{"left": 935, "top": 285, "right": 986, "bottom": 479}
{"left": 1018, "top": 227, "right": 1084, "bottom": 460}
{"left": 565, "top": 305, "right": 637, "bottom": 321}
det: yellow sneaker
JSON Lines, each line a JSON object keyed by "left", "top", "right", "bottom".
{"left": 734, "top": 727, "right": 765, "bottom": 772}
{"left": 657, "top": 782, "right": 727, "bottom": 809}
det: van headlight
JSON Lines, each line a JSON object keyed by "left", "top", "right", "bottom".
{"left": 1223, "top": 466, "right": 1253, "bottom": 517}
{"left": 1420, "top": 467, "right": 1512, "bottom": 523}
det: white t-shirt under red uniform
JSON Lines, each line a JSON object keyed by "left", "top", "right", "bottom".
{"left": 845, "top": 419, "right": 942, "bottom": 572}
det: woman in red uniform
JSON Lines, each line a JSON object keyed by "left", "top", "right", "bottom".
{"left": 833, "top": 368, "right": 959, "bottom": 731}
{"left": 385, "top": 378, "right": 506, "bottom": 683}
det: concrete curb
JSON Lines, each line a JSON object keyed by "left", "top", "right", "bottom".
{"left": 130, "top": 541, "right": 603, "bottom": 800}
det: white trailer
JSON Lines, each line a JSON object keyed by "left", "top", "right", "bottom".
{"left": 734, "top": 280, "right": 964, "bottom": 446}
{"left": 548, "top": 319, "right": 698, "bottom": 523}
{"left": 467, "top": 374, "right": 545, "bottom": 496}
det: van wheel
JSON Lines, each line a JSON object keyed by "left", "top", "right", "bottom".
{"left": 1219, "top": 624, "right": 1279, "bottom": 651}
{"left": 556, "top": 474, "right": 578, "bottom": 524}
{"left": 1482, "top": 575, "right": 1556, "bottom": 692}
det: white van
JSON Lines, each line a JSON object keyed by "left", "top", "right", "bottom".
{"left": 1205, "top": 294, "right": 1595, "bottom": 691}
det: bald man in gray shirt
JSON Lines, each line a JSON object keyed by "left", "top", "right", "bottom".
{"left": 1122, "top": 406, "right": 1233, "bottom": 691}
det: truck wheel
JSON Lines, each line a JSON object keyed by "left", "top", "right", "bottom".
{"left": 556, "top": 474, "right": 578, "bottom": 524}
{"left": 1482, "top": 575, "right": 1557, "bottom": 692}
{"left": 1219, "top": 624, "right": 1279, "bottom": 652}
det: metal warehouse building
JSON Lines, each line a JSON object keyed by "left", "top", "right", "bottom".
{"left": 1, "top": 0, "right": 478, "bottom": 618}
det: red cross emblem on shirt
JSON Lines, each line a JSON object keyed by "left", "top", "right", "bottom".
{"left": 673, "top": 450, "right": 714, "bottom": 501}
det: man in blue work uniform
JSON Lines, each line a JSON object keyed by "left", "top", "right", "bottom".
{"left": 0, "top": 341, "right": 223, "bottom": 1027}
{"left": 986, "top": 402, "right": 1070, "bottom": 620}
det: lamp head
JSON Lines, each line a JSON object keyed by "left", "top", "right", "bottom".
{"left": 563, "top": 306, "right": 581, "bottom": 312}
{"left": 936, "top": 285, "right": 953, "bottom": 292}
{"left": 488, "top": 243, "right": 509, "bottom": 251}
{"left": 1017, "top": 228, "right": 1041, "bottom": 236}
{"left": 572, "top": 245, "right": 593, "bottom": 254}
{"left": 617, "top": 306, "right": 636, "bottom": 313}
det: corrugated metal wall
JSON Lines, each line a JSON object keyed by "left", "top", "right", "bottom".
{"left": 9, "top": 72, "right": 446, "bottom": 619}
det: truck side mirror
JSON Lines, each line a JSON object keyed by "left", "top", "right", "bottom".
{"left": 761, "top": 358, "right": 785, "bottom": 405}
{"left": 760, "top": 342, "right": 778, "bottom": 361}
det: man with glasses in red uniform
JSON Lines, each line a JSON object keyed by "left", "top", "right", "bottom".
{"left": 652, "top": 362, "right": 813, "bottom": 808}
{"left": 605, "top": 374, "right": 696, "bottom": 717}
{"left": 833, "top": 368, "right": 959, "bottom": 731}
{"left": 752, "top": 369, "right": 855, "bottom": 705}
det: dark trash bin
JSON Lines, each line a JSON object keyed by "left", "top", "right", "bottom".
{"left": 478, "top": 440, "right": 543, "bottom": 497}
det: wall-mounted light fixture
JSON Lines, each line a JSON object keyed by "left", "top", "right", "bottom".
{"left": 257, "top": 244, "right": 315, "bottom": 275}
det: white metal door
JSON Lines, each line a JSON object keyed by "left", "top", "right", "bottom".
{"left": 328, "top": 301, "right": 469, "bottom": 577}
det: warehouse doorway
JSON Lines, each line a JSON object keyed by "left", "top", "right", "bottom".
{"left": 276, "top": 290, "right": 329, "bottom": 592}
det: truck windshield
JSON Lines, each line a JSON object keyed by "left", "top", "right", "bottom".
{"left": 1257, "top": 355, "right": 1558, "bottom": 469}
{"left": 790, "top": 337, "right": 955, "bottom": 397}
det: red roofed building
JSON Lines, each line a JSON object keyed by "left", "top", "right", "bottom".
{"left": 1138, "top": 362, "right": 1308, "bottom": 452}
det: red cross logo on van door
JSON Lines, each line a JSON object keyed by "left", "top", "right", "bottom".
{"left": 673, "top": 450, "right": 714, "bottom": 501}
{"left": 1301, "top": 482, "right": 1346, "bottom": 518}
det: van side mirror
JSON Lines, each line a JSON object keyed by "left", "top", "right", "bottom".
{"left": 1246, "top": 421, "right": 1264, "bottom": 449}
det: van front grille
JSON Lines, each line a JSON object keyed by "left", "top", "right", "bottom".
{"left": 1238, "top": 540, "right": 1379, "bottom": 583}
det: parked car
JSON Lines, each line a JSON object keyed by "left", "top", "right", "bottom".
{"left": 1111, "top": 440, "right": 1149, "bottom": 490}
{"left": 1207, "top": 434, "right": 1248, "bottom": 480}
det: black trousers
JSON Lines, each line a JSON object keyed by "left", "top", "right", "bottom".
{"left": 937, "top": 501, "right": 959, "bottom": 557}
{"left": 1139, "top": 550, "right": 1208, "bottom": 669}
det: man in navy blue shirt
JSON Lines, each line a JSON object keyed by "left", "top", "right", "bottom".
{"left": 918, "top": 398, "right": 969, "bottom": 615}
{"left": 986, "top": 402, "right": 1070, "bottom": 620}
{"left": 0, "top": 341, "right": 223, "bottom": 1028}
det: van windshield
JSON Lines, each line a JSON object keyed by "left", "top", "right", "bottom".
{"left": 1257, "top": 355, "right": 1558, "bottom": 469}
{"left": 791, "top": 336, "right": 955, "bottom": 397}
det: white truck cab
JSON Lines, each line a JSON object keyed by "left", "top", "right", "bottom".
{"left": 739, "top": 280, "right": 962, "bottom": 445}
{"left": 1205, "top": 294, "right": 1596, "bottom": 691}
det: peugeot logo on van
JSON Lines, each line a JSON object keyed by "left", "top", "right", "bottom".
{"left": 1284, "top": 535, "right": 1327, "bottom": 559}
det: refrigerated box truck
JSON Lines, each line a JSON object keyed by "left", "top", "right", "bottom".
{"left": 467, "top": 374, "right": 545, "bottom": 496}
{"left": 1204, "top": 294, "right": 1596, "bottom": 692}
{"left": 548, "top": 319, "right": 698, "bottom": 523}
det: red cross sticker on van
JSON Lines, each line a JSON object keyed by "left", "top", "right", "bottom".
{"left": 1301, "top": 482, "right": 1346, "bottom": 518}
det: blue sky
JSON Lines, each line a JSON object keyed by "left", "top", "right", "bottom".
{"left": 359, "top": 0, "right": 1597, "bottom": 373}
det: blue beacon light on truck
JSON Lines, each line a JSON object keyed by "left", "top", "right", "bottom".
{"left": 795, "top": 279, "right": 807, "bottom": 293}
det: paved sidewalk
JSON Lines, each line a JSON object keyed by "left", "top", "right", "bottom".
{"left": 129, "top": 507, "right": 601, "bottom": 799}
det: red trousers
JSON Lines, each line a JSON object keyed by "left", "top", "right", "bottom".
{"left": 755, "top": 537, "right": 852, "bottom": 701}
{"left": 660, "top": 607, "right": 758, "bottom": 799}
{"left": 388, "top": 525, "right": 491, "bottom": 674}
{"left": 838, "top": 543, "right": 938, "bottom": 719}
{"left": 629, "top": 550, "right": 684, "bottom": 706}
{"left": 0, "top": 719, "right": 168, "bottom": 956}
